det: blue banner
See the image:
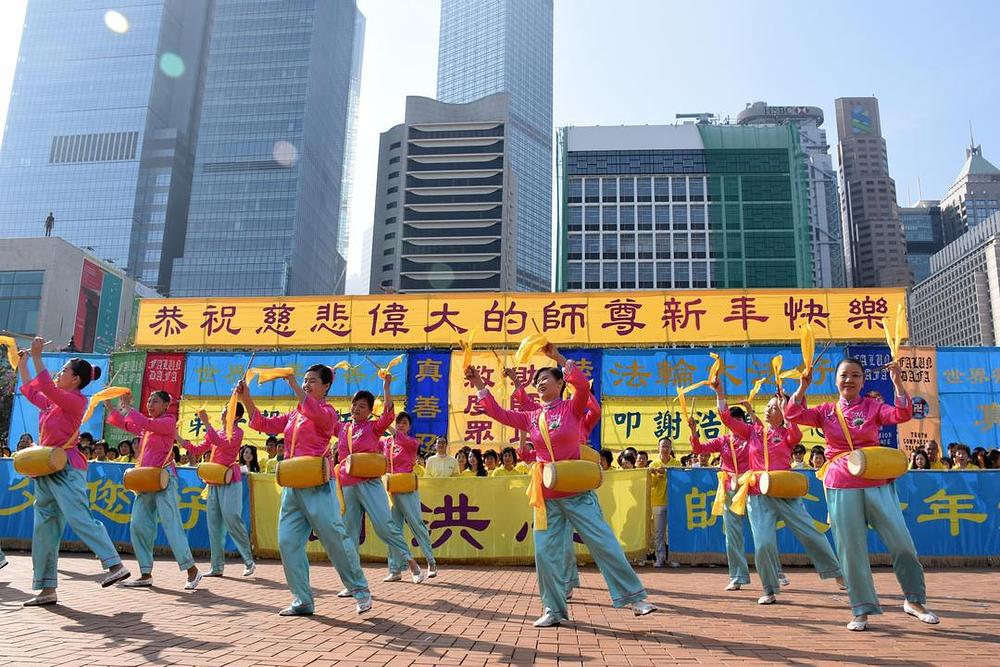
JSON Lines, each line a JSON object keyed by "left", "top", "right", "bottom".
{"left": 568, "top": 348, "right": 603, "bottom": 449}
{"left": 601, "top": 346, "right": 842, "bottom": 399}
{"left": 0, "top": 460, "right": 249, "bottom": 553}
{"left": 183, "top": 351, "right": 407, "bottom": 398}
{"left": 667, "top": 468, "right": 1000, "bottom": 558}
{"left": 939, "top": 392, "right": 997, "bottom": 448}
{"left": 10, "top": 353, "right": 111, "bottom": 443}
{"left": 937, "top": 347, "right": 999, "bottom": 394}
{"left": 406, "top": 350, "right": 451, "bottom": 456}
{"left": 846, "top": 344, "right": 897, "bottom": 447}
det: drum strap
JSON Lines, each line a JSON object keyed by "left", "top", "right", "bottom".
{"left": 815, "top": 403, "right": 856, "bottom": 482}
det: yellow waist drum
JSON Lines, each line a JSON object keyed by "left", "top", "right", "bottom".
{"left": 345, "top": 453, "right": 387, "bottom": 478}
{"left": 124, "top": 466, "right": 169, "bottom": 493}
{"left": 542, "top": 460, "right": 603, "bottom": 494}
{"left": 197, "top": 462, "right": 233, "bottom": 485}
{"left": 386, "top": 472, "right": 418, "bottom": 494}
{"left": 578, "top": 445, "right": 601, "bottom": 464}
{"left": 847, "top": 447, "right": 908, "bottom": 480}
{"left": 759, "top": 470, "right": 808, "bottom": 498}
{"left": 276, "top": 456, "right": 329, "bottom": 488}
{"left": 14, "top": 446, "right": 68, "bottom": 477}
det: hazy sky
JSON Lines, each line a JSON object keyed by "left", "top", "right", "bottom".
{"left": 2, "top": 0, "right": 998, "bottom": 293}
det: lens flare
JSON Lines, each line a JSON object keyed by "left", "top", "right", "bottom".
{"left": 159, "top": 52, "right": 185, "bottom": 78}
{"left": 273, "top": 141, "right": 299, "bottom": 167}
{"left": 104, "top": 10, "right": 129, "bottom": 34}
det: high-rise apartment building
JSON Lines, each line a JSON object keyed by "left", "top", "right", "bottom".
{"left": 0, "top": 0, "right": 210, "bottom": 293}
{"left": 737, "top": 102, "right": 846, "bottom": 287}
{"left": 170, "top": 0, "right": 364, "bottom": 296}
{"left": 939, "top": 143, "right": 1000, "bottom": 243}
{"left": 910, "top": 213, "right": 1000, "bottom": 346}
{"left": 369, "top": 94, "right": 516, "bottom": 293}
{"left": 437, "top": 0, "right": 552, "bottom": 291}
{"left": 899, "top": 200, "right": 945, "bottom": 283}
{"left": 834, "top": 97, "right": 912, "bottom": 288}
{"left": 556, "top": 123, "right": 812, "bottom": 291}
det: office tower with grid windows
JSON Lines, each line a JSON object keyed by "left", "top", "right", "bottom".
{"left": 369, "top": 94, "right": 516, "bottom": 293}
{"left": 556, "top": 123, "right": 812, "bottom": 291}
{"left": 834, "top": 97, "right": 912, "bottom": 288}
{"left": 437, "top": 0, "right": 552, "bottom": 291}
{"left": 939, "top": 143, "right": 1000, "bottom": 243}
{"left": 169, "top": 0, "right": 365, "bottom": 297}
{"left": 737, "top": 102, "right": 846, "bottom": 287}
{"left": 910, "top": 213, "right": 1000, "bottom": 346}
{"left": 0, "top": 0, "right": 210, "bottom": 294}
{"left": 900, "top": 200, "right": 945, "bottom": 283}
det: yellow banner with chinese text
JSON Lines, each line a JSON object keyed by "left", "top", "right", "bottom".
{"left": 600, "top": 395, "right": 837, "bottom": 454}
{"left": 248, "top": 470, "right": 649, "bottom": 563}
{"left": 135, "top": 289, "right": 907, "bottom": 348}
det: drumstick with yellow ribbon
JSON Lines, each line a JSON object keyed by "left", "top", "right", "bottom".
{"left": 875, "top": 303, "right": 906, "bottom": 370}
{"left": 225, "top": 352, "right": 255, "bottom": 440}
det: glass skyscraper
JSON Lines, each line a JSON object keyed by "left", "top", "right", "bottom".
{"left": 437, "top": 0, "right": 553, "bottom": 291}
{"left": 0, "top": 0, "right": 210, "bottom": 293}
{"left": 170, "top": 0, "right": 364, "bottom": 296}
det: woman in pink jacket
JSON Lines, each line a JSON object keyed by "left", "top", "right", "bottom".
{"left": 16, "top": 338, "right": 129, "bottom": 606}
{"left": 467, "top": 343, "right": 655, "bottom": 628}
{"left": 785, "top": 357, "right": 938, "bottom": 631}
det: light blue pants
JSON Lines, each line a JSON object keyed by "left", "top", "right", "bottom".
{"left": 386, "top": 490, "right": 436, "bottom": 574}
{"left": 535, "top": 492, "right": 647, "bottom": 619}
{"left": 279, "top": 480, "right": 369, "bottom": 612}
{"left": 130, "top": 473, "right": 194, "bottom": 575}
{"left": 343, "top": 480, "right": 412, "bottom": 568}
{"left": 722, "top": 490, "right": 751, "bottom": 584}
{"left": 747, "top": 495, "right": 842, "bottom": 595}
{"left": 653, "top": 504, "right": 668, "bottom": 566}
{"left": 206, "top": 482, "right": 254, "bottom": 574}
{"left": 827, "top": 484, "right": 926, "bottom": 616}
{"left": 564, "top": 532, "right": 580, "bottom": 592}
{"left": 32, "top": 466, "right": 122, "bottom": 590}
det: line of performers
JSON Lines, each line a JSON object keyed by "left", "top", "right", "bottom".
{"left": 1, "top": 337, "right": 941, "bottom": 631}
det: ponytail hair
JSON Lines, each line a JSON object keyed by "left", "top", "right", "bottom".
{"left": 68, "top": 358, "right": 101, "bottom": 390}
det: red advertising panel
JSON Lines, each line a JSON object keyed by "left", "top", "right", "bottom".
{"left": 74, "top": 259, "right": 104, "bottom": 352}
{"left": 140, "top": 352, "right": 186, "bottom": 417}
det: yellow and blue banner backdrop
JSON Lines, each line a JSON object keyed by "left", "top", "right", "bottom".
{"left": 248, "top": 470, "right": 650, "bottom": 563}
{"left": 667, "top": 468, "right": 999, "bottom": 558}
{"left": 0, "top": 460, "right": 249, "bottom": 553}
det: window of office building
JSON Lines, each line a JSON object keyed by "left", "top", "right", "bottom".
{"left": 0, "top": 270, "right": 44, "bottom": 335}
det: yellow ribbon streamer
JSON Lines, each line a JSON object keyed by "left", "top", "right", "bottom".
{"left": 528, "top": 411, "right": 559, "bottom": 531}
{"left": 331, "top": 360, "right": 351, "bottom": 372}
{"left": 377, "top": 353, "right": 405, "bottom": 380}
{"left": 514, "top": 333, "right": 548, "bottom": 366}
{"left": 708, "top": 353, "right": 723, "bottom": 384}
{"left": 711, "top": 471, "right": 728, "bottom": 517}
{"left": 0, "top": 336, "right": 19, "bottom": 370}
{"left": 225, "top": 390, "right": 240, "bottom": 440}
{"left": 82, "top": 387, "right": 131, "bottom": 424}
{"left": 459, "top": 330, "right": 478, "bottom": 371}
{"left": 882, "top": 303, "right": 905, "bottom": 360}
{"left": 800, "top": 321, "right": 816, "bottom": 371}
{"left": 746, "top": 376, "right": 768, "bottom": 403}
{"left": 730, "top": 471, "right": 759, "bottom": 516}
{"left": 246, "top": 367, "right": 296, "bottom": 384}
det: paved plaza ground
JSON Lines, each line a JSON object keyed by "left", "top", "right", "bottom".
{"left": 0, "top": 553, "right": 996, "bottom": 666}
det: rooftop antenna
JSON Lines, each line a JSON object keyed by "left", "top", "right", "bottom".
{"left": 969, "top": 120, "right": 975, "bottom": 150}
{"left": 917, "top": 176, "right": 923, "bottom": 201}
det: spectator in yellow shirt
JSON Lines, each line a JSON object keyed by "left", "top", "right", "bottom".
{"left": 950, "top": 444, "right": 978, "bottom": 470}
{"left": 483, "top": 449, "right": 499, "bottom": 474}
{"left": 425, "top": 436, "right": 460, "bottom": 478}
{"left": 790, "top": 444, "right": 808, "bottom": 469}
{"left": 925, "top": 440, "right": 948, "bottom": 469}
{"left": 116, "top": 439, "right": 136, "bottom": 463}
{"left": 910, "top": 449, "right": 931, "bottom": 470}
{"left": 636, "top": 450, "right": 650, "bottom": 468}
{"left": 648, "top": 438, "right": 681, "bottom": 568}
{"left": 599, "top": 448, "right": 614, "bottom": 471}
{"left": 491, "top": 447, "right": 526, "bottom": 476}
